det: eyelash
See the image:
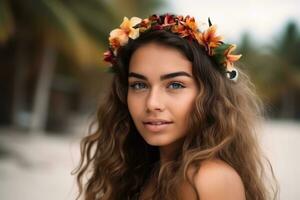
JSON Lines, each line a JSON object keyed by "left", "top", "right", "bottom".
{"left": 129, "top": 81, "right": 186, "bottom": 90}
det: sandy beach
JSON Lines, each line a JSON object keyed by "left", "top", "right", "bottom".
{"left": 0, "top": 120, "right": 299, "bottom": 200}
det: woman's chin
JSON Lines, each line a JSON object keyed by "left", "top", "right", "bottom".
{"left": 142, "top": 134, "right": 182, "bottom": 147}
{"left": 142, "top": 136, "right": 173, "bottom": 147}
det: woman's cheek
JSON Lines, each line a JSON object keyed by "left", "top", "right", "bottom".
{"left": 128, "top": 95, "right": 144, "bottom": 117}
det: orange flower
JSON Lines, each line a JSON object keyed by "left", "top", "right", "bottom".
{"left": 196, "top": 25, "right": 223, "bottom": 55}
{"left": 185, "top": 16, "right": 198, "bottom": 31}
{"left": 224, "top": 44, "right": 242, "bottom": 70}
{"left": 172, "top": 22, "right": 188, "bottom": 37}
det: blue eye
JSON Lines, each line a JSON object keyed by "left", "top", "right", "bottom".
{"left": 129, "top": 82, "right": 147, "bottom": 90}
{"left": 168, "top": 82, "right": 185, "bottom": 89}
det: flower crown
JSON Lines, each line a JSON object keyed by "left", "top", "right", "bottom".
{"left": 103, "top": 14, "right": 242, "bottom": 81}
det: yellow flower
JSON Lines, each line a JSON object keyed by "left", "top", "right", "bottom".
{"left": 120, "top": 17, "right": 142, "bottom": 39}
{"left": 108, "top": 17, "right": 142, "bottom": 53}
{"left": 225, "top": 44, "right": 242, "bottom": 70}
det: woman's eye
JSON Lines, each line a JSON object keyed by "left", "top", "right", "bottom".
{"left": 168, "top": 82, "right": 185, "bottom": 89}
{"left": 129, "top": 82, "right": 147, "bottom": 90}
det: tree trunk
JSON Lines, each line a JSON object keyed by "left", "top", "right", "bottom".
{"left": 12, "top": 37, "right": 28, "bottom": 128}
{"left": 29, "top": 41, "right": 56, "bottom": 133}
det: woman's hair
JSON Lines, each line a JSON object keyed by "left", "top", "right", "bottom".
{"left": 73, "top": 30, "right": 278, "bottom": 200}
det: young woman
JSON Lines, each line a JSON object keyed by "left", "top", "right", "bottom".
{"left": 74, "top": 14, "right": 278, "bottom": 200}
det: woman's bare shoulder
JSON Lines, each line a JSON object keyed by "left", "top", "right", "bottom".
{"left": 192, "top": 159, "right": 246, "bottom": 200}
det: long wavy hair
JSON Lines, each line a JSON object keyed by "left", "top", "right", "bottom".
{"left": 73, "top": 30, "right": 278, "bottom": 200}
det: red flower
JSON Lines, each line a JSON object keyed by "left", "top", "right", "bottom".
{"left": 103, "top": 50, "right": 114, "bottom": 63}
{"left": 139, "top": 18, "right": 151, "bottom": 32}
{"left": 153, "top": 25, "right": 163, "bottom": 30}
{"left": 163, "top": 14, "right": 176, "bottom": 26}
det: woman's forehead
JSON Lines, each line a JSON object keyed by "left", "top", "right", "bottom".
{"left": 129, "top": 43, "right": 192, "bottom": 76}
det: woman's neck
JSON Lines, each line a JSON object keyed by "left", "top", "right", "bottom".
{"left": 159, "top": 138, "right": 184, "bottom": 166}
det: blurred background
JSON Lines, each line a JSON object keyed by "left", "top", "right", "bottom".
{"left": 0, "top": 0, "right": 299, "bottom": 199}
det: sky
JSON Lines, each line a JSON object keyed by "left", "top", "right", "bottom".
{"left": 158, "top": 0, "right": 300, "bottom": 44}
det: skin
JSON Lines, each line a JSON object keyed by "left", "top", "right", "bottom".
{"left": 127, "top": 42, "right": 199, "bottom": 163}
{"left": 193, "top": 159, "right": 246, "bottom": 200}
{"left": 127, "top": 42, "right": 246, "bottom": 200}
{"left": 137, "top": 159, "right": 246, "bottom": 200}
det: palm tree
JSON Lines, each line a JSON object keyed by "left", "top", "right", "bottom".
{"left": 0, "top": 0, "right": 163, "bottom": 133}
{"left": 239, "top": 21, "right": 300, "bottom": 119}
{"left": 273, "top": 21, "right": 300, "bottom": 118}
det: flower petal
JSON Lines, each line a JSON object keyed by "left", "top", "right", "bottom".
{"left": 227, "top": 54, "right": 242, "bottom": 62}
{"left": 128, "top": 28, "right": 140, "bottom": 39}
{"left": 120, "top": 17, "right": 130, "bottom": 30}
{"left": 225, "top": 44, "right": 242, "bottom": 62}
{"left": 185, "top": 16, "right": 198, "bottom": 31}
{"left": 103, "top": 50, "right": 114, "bottom": 63}
{"left": 109, "top": 28, "right": 123, "bottom": 38}
{"left": 109, "top": 28, "right": 128, "bottom": 48}
{"left": 226, "top": 62, "right": 235, "bottom": 71}
{"left": 130, "top": 17, "right": 142, "bottom": 27}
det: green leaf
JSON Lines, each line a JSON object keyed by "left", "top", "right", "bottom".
{"left": 213, "top": 43, "right": 231, "bottom": 65}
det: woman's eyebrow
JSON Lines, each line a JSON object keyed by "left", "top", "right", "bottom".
{"left": 128, "top": 71, "right": 192, "bottom": 81}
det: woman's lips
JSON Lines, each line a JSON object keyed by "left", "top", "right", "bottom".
{"left": 143, "top": 122, "right": 173, "bottom": 132}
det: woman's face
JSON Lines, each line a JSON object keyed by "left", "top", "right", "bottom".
{"left": 127, "top": 42, "right": 198, "bottom": 148}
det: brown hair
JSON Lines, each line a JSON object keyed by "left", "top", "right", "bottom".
{"left": 73, "top": 30, "right": 278, "bottom": 200}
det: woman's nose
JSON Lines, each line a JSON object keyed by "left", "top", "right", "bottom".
{"left": 145, "top": 87, "right": 165, "bottom": 113}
